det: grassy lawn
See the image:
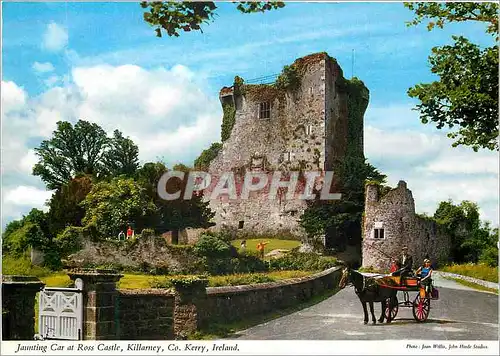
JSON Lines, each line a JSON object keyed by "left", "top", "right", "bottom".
{"left": 231, "top": 239, "right": 301, "bottom": 253}
{"left": 444, "top": 277, "right": 498, "bottom": 295}
{"left": 441, "top": 263, "right": 498, "bottom": 283}
{"left": 39, "top": 270, "right": 314, "bottom": 289}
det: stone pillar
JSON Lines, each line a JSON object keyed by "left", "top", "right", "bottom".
{"left": 67, "top": 268, "right": 122, "bottom": 340}
{"left": 172, "top": 278, "right": 208, "bottom": 339}
{"left": 2, "top": 275, "right": 44, "bottom": 340}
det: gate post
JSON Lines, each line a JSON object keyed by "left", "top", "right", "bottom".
{"left": 171, "top": 277, "right": 208, "bottom": 339}
{"left": 1, "top": 275, "right": 44, "bottom": 340}
{"left": 68, "top": 268, "right": 122, "bottom": 340}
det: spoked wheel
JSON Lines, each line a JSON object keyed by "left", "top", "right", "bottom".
{"left": 384, "top": 296, "right": 399, "bottom": 322}
{"left": 412, "top": 294, "right": 430, "bottom": 322}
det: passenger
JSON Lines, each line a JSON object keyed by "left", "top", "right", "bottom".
{"left": 416, "top": 259, "right": 433, "bottom": 295}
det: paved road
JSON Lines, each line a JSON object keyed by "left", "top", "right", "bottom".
{"left": 235, "top": 273, "right": 499, "bottom": 340}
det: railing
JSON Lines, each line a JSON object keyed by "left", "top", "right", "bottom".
{"left": 245, "top": 73, "right": 279, "bottom": 85}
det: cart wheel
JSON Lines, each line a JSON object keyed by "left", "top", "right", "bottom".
{"left": 412, "top": 294, "right": 430, "bottom": 322}
{"left": 384, "top": 296, "right": 399, "bottom": 322}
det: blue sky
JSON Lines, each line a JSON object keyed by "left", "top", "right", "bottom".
{"left": 1, "top": 2, "right": 498, "bottom": 229}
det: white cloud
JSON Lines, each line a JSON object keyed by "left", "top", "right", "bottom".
{"left": 1, "top": 81, "right": 27, "bottom": 114}
{"left": 32, "top": 61, "right": 55, "bottom": 74}
{"left": 42, "top": 22, "right": 68, "bottom": 52}
{"left": 364, "top": 106, "right": 499, "bottom": 226}
{"left": 44, "top": 75, "right": 62, "bottom": 88}
{"left": 19, "top": 150, "right": 38, "bottom": 174}
{"left": 3, "top": 186, "right": 52, "bottom": 209}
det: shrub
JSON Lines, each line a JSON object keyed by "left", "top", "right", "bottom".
{"left": 140, "top": 228, "right": 155, "bottom": 238}
{"left": 441, "top": 263, "right": 498, "bottom": 283}
{"left": 55, "top": 226, "right": 84, "bottom": 256}
{"left": 268, "top": 252, "right": 338, "bottom": 271}
{"left": 209, "top": 273, "right": 275, "bottom": 287}
{"left": 2, "top": 255, "right": 52, "bottom": 277}
{"left": 230, "top": 255, "right": 268, "bottom": 274}
{"left": 193, "top": 234, "right": 232, "bottom": 259}
{"left": 479, "top": 247, "right": 498, "bottom": 267}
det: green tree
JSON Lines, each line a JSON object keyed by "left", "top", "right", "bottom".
{"left": 81, "top": 177, "right": 158, "bottom": 238}
{"left": 405, "top": 2, "right": 499, "bottom": 151}
{"left": 33, "top": 120, "right": 109, "bottom": 189}
{"left": 300, "top": 159, "right": 387, "bottom": 250}
{"left": 46, "top": 175, "right": 93, "bottom": 236}
{"left": 33, "top": 120, "right": 140, "bottom": 190}
{"left": 141, "top": 1, "right": 285, "bottom": 38}
{"left": 2, "top": 209, "right": 50, "bottom": 256}
{"left": 103, "top": 130, "right": 140, "bottom": 177}
{"left": 135, "top": 162, "right": 215, "bottom": 243}
{"left": 194, "top": 142, "right": 222, "bottom": 170}
{"left": 433, "top": 199, "right": 496, "bottom": 263}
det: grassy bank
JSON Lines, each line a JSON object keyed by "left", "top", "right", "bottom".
{"left": 231, "top": 239, "right": 301, "bottom": 253}
{"left": 40, "top": 270, "right": 314, "bottom": 289}
{"left": 443, "top": 277, "right": 498, "bottom": 295}
{"left": 441, "top": 263, "right": 498, "bottom": 283}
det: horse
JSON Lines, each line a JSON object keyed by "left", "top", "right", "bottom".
{"left": 338, "top": 266, "right": 398, "bottom": 324}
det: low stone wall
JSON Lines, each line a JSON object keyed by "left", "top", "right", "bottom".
{"left": 205, "top": 266, "right": 342, "bottom": 324}
{"left": 117, "top": 289, "right": 175, "bottom": 340}
{"left": 6, "top": 268, "right": 342, "bottom": 340}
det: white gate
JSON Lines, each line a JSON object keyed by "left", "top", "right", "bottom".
{"left": 38, "top": 279, "right": 83, "bottom": 340}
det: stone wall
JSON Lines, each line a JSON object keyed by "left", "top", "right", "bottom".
{"left": 205, "top": 266, "right": 342, "bottom": 324}
{"left": 2, "top": 275, "right": 44, "bottom": 340}
{"left": 64, "top": 235, "right": 198, "bottom": 273}
{"left": 117, "top": 290, "right": 175, "bottom": 339}
{"left": 362, "top": 181, "right": 452, "bottom": 270}
{"left": 5, "top": 267, "right": 341, "bottom": 340}
{"left": 161, "top": 228, "right": 207, "bottom": 245}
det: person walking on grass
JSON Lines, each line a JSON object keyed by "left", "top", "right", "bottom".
{"left": 256, "top": 240, "right": 269, "bottom": 259}
{"left": 240, "top": 240, "right": 247, "bottom": 253}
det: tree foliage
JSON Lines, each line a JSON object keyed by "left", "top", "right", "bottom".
{"left": 141, "top": 1, "right": 285, "bottom": 38}
{"left": 33, "top": 120, "right": 140, "bottom": 189}
{"left": 405, "top": 2, "right": 499, "bottom": 151}
{"left": 103, "top": 130, "right": 140, "bottom": 177}
{"left": 47, "top": 175, "right": 93, "bottom": 236}
{"left": 434, "top": 200, "right": 497, "bottom": 264}
{"left": 135, "top": 162, "right": 215, "bottom": 237}
{"left": 81, "top": 177, "right": 158, "bottom": 238}
{"left": 194, "top": 142, "right": 222, "bottom": 170}
{"left": 2, "top": 209, "right": 51, "bottom": 256}
{"left": 300, "top": 158, "right": 387, "bottom": 249}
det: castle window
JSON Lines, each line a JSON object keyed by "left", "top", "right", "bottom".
{"left": 306, "top": 125, "right": 313, "bottom": 135}
{"left": 258, "top": 102, "right": 271, "bottom": 119}
{"left": 238, "top": 221, "right": 244, "bottom": 229}
{"left": 373, "top": 228, "right": 385, "bottom": 239}
{"left": 309, "top": 87, "right": 314, "bottom": 95}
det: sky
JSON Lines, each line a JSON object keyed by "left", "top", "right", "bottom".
{"left": 1, "top": 1, "right": 499, "bottom": 230}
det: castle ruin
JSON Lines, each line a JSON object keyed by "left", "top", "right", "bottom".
{"left": 206, "top": 52, "right": 369, "bottom": 244}
{"left": 362, "top": 181, "right": 452, "bottom": 269}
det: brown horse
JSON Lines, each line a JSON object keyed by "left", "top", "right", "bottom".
{"left": 338, "top": 266, "right": 397, "bottom": 324}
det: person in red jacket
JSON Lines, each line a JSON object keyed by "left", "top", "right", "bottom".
{"left": 126, "top": 226, "right": 134, "bottom": 240}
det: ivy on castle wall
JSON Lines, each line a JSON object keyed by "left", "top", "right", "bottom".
{"left": 194, "top": 142, "right": 222, "bottom": 170}
{"left": 275, "top": 64, "right": 301, "bottom": 92}
{"left": 221, "top": 102, "right": 236, "bottom": 142}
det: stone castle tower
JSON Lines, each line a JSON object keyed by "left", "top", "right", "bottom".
{"left": 206, "top": 52, "right": 369, "bottom": 243}
{"left": 362, "top": 181, "right": 452, "bottom": 269}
